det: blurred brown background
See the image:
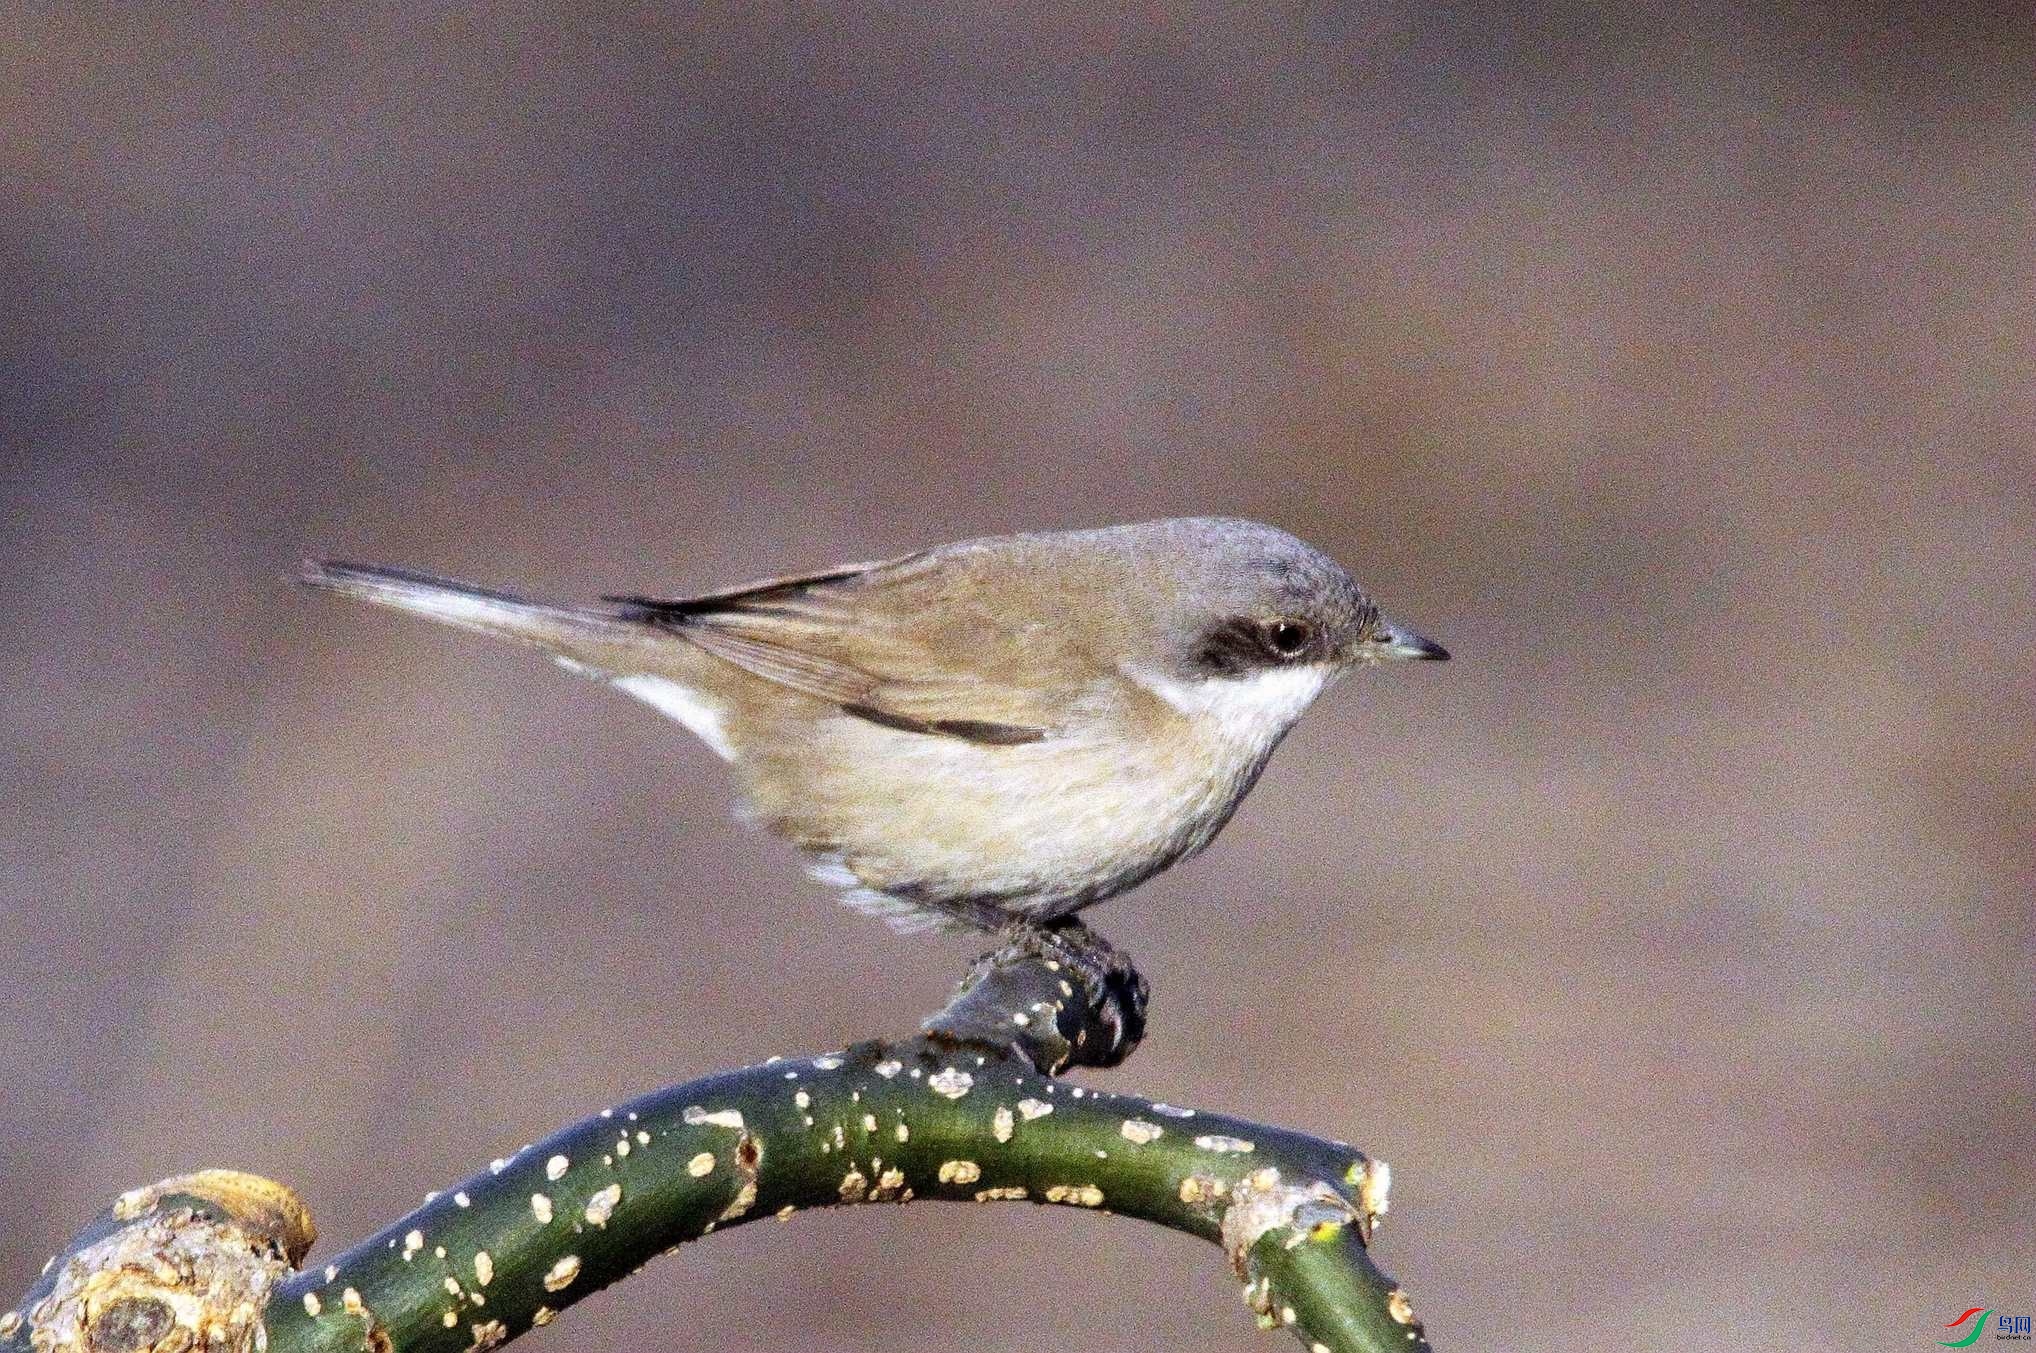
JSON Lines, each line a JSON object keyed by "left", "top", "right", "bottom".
{"left": 3, "top": 4, "right": 2030, "bottom": 1350}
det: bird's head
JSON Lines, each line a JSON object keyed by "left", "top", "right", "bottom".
{"left": 1096, "top": 517, "right": 1448, "bottom": 743}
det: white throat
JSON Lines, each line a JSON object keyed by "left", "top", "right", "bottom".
{"left": 1136, "top": 665, "right": 1333, "bottom": 749}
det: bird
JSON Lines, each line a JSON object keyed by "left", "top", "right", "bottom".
{"left": 301, "top": 518, "right": 1446, "bottom": 958}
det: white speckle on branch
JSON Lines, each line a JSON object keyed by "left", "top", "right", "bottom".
{"left": 682, "top": 1106, "right": 747, "bottom": 1130}
{"left": 541, "top": 1255, "right": 580, "bottom": 1292}
{"left": 584, "top": 1184, "right": 622, "bottom": 1227}
{"left": 929, "top": 1067, "right": 974, "bottom": 1098}
{"left": 1352, "top": 1157, "right": 1392, "bottom": 1233}
{"left": 1044, "top": 1184, "right": 1104, "bottom": 1207}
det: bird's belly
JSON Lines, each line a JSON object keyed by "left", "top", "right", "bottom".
{"left": 753, "top": 726, "right": 1265, "bottom": 919}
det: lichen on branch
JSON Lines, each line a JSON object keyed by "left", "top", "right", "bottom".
{"left": 2, "top": 1170, "right": 314, "bottom": 1353}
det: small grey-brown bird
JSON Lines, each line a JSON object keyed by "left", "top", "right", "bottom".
{"left": 303, "top": 518, "right": 1445, "bottom": 945}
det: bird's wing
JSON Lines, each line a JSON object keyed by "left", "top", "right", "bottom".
{"left": 606, "top": 552, "right": 1059, "bottom": 745}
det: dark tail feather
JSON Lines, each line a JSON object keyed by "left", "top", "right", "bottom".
{"left": 299, "top": 559, "right": 658, "bottom": 668}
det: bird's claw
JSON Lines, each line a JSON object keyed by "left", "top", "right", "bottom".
{"left": 999, "top": 918, "right": 1149, "bottom": 1059}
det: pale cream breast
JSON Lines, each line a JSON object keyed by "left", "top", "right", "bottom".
{"left": 722, "top": 666, "right": 1307, "bottom": 922}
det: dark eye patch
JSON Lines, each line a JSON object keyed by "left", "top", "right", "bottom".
{"left": 1193, "top": 616, "right": 1320, "bottom": 675}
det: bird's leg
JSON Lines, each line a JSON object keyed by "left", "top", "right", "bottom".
{"left": 1002, "top": 915, "right": 1122, "bottom": 989}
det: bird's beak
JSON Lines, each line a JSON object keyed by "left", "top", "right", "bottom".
{"left": 1351, "top": 616, "right": 1450, "bottom": 663}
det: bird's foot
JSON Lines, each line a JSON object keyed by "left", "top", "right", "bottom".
{"left": 999, "top": 917, "right": 1149, "bottom": 1063}
{"left": 914, "top": 903, "right": 1150, "bottom": 1069}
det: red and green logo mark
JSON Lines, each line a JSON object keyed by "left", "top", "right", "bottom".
{"left": 1942, "top": 1310, "right": 1994, "bottom": 1347}
{"left": 1942, "top": 1309, "right": 2033, "bottom": 1346}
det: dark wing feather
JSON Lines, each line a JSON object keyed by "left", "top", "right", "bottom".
{"left": 603, "top": 556, "right": 899, "bottom": 614}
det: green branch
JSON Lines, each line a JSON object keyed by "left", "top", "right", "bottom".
{"left": 5, "top": 935, "right": 1432, "bottom": 1353}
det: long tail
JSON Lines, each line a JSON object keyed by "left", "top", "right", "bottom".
{"left": 299, "top": 560, "right": 661, "bottom": 672}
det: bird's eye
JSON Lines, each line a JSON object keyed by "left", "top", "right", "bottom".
{"left": 1264, "top": 619, "right": 1311, "bottom": 657}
